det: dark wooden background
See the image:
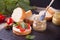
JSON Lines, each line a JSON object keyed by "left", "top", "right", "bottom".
{"left": 30, "top": 0, "right": 60, "bottom": 9}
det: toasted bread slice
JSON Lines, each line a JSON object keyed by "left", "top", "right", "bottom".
{"left": 47, "top": 7, "right": 55, "bottom": 15}
{"left": 11, "top": 7, "right": 26, "bottom": 22}
{"left": 26, "top": 10, "right": 32, "bottom": 18}
{"left": 45, "top": 11, "right": 53, "bottom": 20}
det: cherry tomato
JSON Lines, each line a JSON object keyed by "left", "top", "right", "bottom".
{"left": 17, "top": 25, "right": 25, "bottom": 32}
{"left": 16, "top": 23, "right": 31, "bottom": 32}
{"left": 7, "top": 17, "right": 13, "bottom": 25}
{"left": 0, "top": 14, "right": 6, "bottom": 23}
{"left": 16, "top": 25, "right": 20, "bottom": 29}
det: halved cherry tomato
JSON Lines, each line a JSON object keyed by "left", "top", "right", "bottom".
{"left": 16, "top": 23, "right": 31, "bottom": 32}
{"left": 7, "top": 17, "right": 13, "bottom": 25}
{"left": 16, "top": 25, "right": 25, "bottom": 32}
{"left": 16, "top": 25, "right": 20, "bottom": 29}
{"left": 0, "top": 14, "right": 6, "bottom": 23}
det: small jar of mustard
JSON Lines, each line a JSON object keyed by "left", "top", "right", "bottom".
{"left": 52, "top": 12, "right": 60, "bottom": 25}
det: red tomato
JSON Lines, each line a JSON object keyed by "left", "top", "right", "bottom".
{"left": 17, "top": 25, "right": 25, "bottom": 32}
{"left": 20, "top": 27, "right": 25, "bottom": 32}
{"left": 16, "top": 23, "right": 31, "bottom": 32}
{"left": 16, "top": 25, "right": 20, "bottom": 29}
{"left": 7, "top": 17, "right": 13, "bottom": 25}
{"left": 0, "top": 14, "right": 6, "bottom": 23}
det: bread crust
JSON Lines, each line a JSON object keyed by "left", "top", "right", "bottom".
{"left": 13, "top": 29, "right": 31, "bottom": 35}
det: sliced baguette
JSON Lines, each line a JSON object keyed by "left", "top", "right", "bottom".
{"left": 45, "top": 11, "right": 53, "bottom": 20}
{"left": 25, "top": 10, "right": 32, "bottom": 18}
{"left": 47, "top": 7, "right": 55, "bottom": 15}
{"left": 11, "top": 7, "right": 26, "bottom": 22}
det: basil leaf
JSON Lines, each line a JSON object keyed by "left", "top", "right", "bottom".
{"left": 0, "top": 0, "right": 35, "bottom": 15}
{"left": 26, "top": 35, "right": 35, "bottom": 40}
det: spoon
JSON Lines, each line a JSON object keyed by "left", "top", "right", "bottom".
{"left": 39, "top": 0, "right": 54, "bottom": 21}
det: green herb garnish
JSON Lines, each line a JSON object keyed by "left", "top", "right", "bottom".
{"left": 0, "top": 0, "right": 35, "bottom": 16}
{"left": 26, "top": 35, "right": 35, "bottom": 40}
{"left": 20, "top": 22, "right": 25, "bottom": 28}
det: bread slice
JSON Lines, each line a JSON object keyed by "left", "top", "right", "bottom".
{"left": 47, "top": 7, "right": 55, "bottom": 15}
{"left": 45, "top": 11, "right": 53, "bottom": 20}
{"left": 45, "top": 7, "right": 55, "bottom": 20}
{"left": 25, "top": 10, "right": 32, "bottom": 18}
{"left": 11, "top": 7, "right": 26, "bottom": 22}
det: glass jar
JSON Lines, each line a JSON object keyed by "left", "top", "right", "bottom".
{"left": 52, "top": 12, "right": 60, "bottom": 25}
{"left": 33, "top": 16, "right": 47, "bottom": 32}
